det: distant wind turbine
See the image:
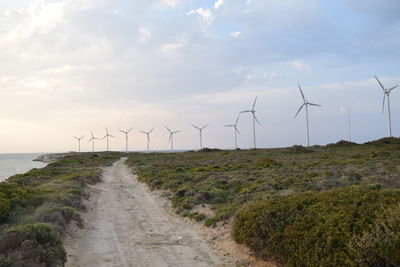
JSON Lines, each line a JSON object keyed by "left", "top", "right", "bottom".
{"left": 241, "top": 96, "right": 260, "bottom": 149}
{"left": 375, "top": 75, "right": 398, "bottom": 137}
{"left": 73, "top": 135, "right": 84, "bottom": 153}
{"left": 294, "top": 84, "right": 321, "bottom": 147}
{"left": 139, "top": 127, "right": 155, "bottom": 153}
{"left": 119, "top": 128, "right": 133, "bottom": 153}
{"left": 103, "top": 128, "right": 114, "bottom": 152}
{"left": 88, "top": 131, "right": 101, "bottom": 152}
{"left": 165, "top": 126, "right": 180, "bottom": 152}
{"left": 225, "top": 115, "right": 241, "bottom": 149}
{"left": 191, "top": 124, "right": 209, "bottom": 150}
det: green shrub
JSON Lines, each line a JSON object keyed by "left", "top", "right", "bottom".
{"left": 352, "top": 203, "right": 400, "bottom": 266}
{"left": 0, "top": 223, "right": 66, "bottom": 266}
{"left": 232, "top": 186, "right": 400, "bottom": 266}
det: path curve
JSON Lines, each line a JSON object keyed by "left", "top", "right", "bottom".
{"left": 65, "top": 158, "right": 231, "bottom": 267}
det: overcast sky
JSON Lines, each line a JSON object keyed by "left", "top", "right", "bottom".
{"left": 0, "top": 0, "right": 399, "bottom": 152}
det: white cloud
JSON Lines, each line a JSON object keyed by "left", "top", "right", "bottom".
{"left": 230, "top": 31, "right": 241, "bottom": 38}
{"left": 290, "top": 59, "right": 312, "bottom": 71}
{"left": 161, "top": 35, "right": 188, "bottom": 53}
{"left": 139, "top": 27, "right": 152, "bottom": 43}
{"left": 161, "top": 0, "right": 180, "bottom": 8}
{"left": 186, "top": 8, "right": 214, "bottom": 25}
{"left": 214, "top": 0, "right": 224, "bottom": 9}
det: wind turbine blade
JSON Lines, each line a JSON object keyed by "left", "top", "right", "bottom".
{"left": 165, "top": 126, "right": 172, "bottom": 133}
{"left": 235, "top": 115, "right": 240, "bottom": 125}
{"left": 224, "top": 125, "right": 234, "bottom": 127}
{"left": 191, "top": 125, "right": 200, "bottom": 130}
{"left": 139, "top": 131, "right": 147, "bottom": 134}
{"left": 80, "top": 136, "right": 84, "bottom": 140}
{"left": 382, "top": 94, "right": 386, "bottom": 113}
{"left": 375, "top": 75, "right": 385, "bottom": 90}
{"left": 308, "top": 103, "right": 322, "bottom": 107}
{"left": 109, "top": 135, "right": 115, "bottom": 138}
{"left": 236, "top": 127, "right": 241, "bottom": 135}
{"left": 91, "top": 131, "right": 94, "bottom": 137}
{"left": 201, "top": 124, "right": 209, "bottom": 130}
{"left": 73, "top": 136, "right": 78, "bottom": 140}
{"left": 174, "top": 131, "right": 181, "bottom": 134}
{"left": 254, "top": 114, "right": 260, "bottom": 125}
{"left": 88, "top": 138, "right": 93, "bottom": 143}
{"left": 389, "top": 85, "right": 399, "bottom": 92}
{"left": 298, "top": 84, "right": 305, "bottom": 100}
{"left": 240, "top": 110, "right": 251, "bottom": 113}
{"left": 127, "top": 128, "right": 133, "bottom": 133}
{"left": 119, "top": 130, "right": 125, "bottom": 133}
{"left": 252, "top": 96, "right": 257, "bottom": 110}
{"left": 294, "top": 104, "right": 305, "bottom": 118}
{"left": 149, "top": 127, "right": 155, "bottom": 133}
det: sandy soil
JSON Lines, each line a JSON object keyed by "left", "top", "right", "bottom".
{"left": 65, "top": 158, "right": 242, "bottom": 267}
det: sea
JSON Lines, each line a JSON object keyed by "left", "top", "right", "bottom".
{"left": 0, "top": 153, "right": 48, "bottom": 182}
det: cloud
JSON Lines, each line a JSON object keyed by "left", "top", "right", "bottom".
{"left": 186, "top": 8, "right": 214, "bottom": 25}
{"left": 290, "top": 60, "right": 312, "bottom": 71}
{"left": 214, "top": 0, "right": 224, "bottom": 9}
{"left": 139, "top": 27, "right": 152, "bottom": 43}
{"left": 161, "top": 34, "right": 188, "bottom": 53}
{"left": 230, "top": 31, "right": 241, "bottom": 38}
{"left": 161, "top": 0, "right": 181, "bottom": 8}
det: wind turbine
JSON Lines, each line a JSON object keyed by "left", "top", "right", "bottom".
{"left": 120, "top": 128, "right": 133, "bottom": 153}
{"left": 88, "top": 131, "right": 101, "bottom": 152}
{"left": 165, "top": 126, "right": 180, "bottom": 152}
{"left": 191, "top": 124, "right": 209, "bottom": 150}
{"left": 224, "top": 115, "right": 240, "bottom": 149}
{"left": 139, "top": 127, "right": 154, "bottom": 153}
{"left": 73, "top": 135, "right": 84, "bottom": 153}
{"left": 294, "top": 85, "right": 322, "bottom": 147}
{"left": 375, "top": 75, "right": 398, "bottom": 137}
{"left": 103, "top": 128, "right": 114, "bottom": 152}
{"left": 240, "top": 96, "right": 260, "bottom": 149}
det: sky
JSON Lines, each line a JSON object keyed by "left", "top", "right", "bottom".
{"left": 0, "top": 0, "right": 399, "bottom": 153}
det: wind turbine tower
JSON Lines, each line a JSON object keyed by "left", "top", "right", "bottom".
{"left": 103, "top": 128, "right": 114, "bottom": 152}
{"left": 375, "top": 75, "right": 398, "bottom": 137}
{"left": 120, "top": 128, "right": 133, "bottom": 153}
{"left": 191, "top": 124, "right": 209, "bottom": 150}
{"left": 88, "top": 131, "right": 101, "bottom": 152}
{"left": 294, "top": 84, "right": 322, "bottom": 147}
{"left": 139, "top": 127, "right": 155, "bottom": 153}
{"left": 73, "top": 135, "right": 84, "bottom": 153}
{"left": 240, "top": 96, "right": 260, "bottom": 149}
{"left": 165, "top": 126, "right": 180, "bottom": 152}
{"left": 225, "top": 115, "right": 241, "bottom": 149}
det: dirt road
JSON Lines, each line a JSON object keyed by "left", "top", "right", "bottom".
{"left": 65, "top": 158, "right": 235, "bottom": 267}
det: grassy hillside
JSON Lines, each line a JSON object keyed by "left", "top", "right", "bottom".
{"left": 126, "top": 138, "right": 400, "bottom": 266}
{"left": 0, "top": 152, "right": 121, "bottom": 266}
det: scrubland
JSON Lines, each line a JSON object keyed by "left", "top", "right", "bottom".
{"left": 0, "top": 153, "right": 121, "bottom": 266}
{"left": 126, "top": 138, "right": 400, "bottom": 266}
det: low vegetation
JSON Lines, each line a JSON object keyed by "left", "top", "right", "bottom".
{"left": 0, "top": 152, "right": 121, "bottom": 266}
{"left": 126, "top": 137, "right": 400, "bottom": 266}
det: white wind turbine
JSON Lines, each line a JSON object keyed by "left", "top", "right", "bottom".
{"left": 139, "top": 127, "right": 155, "bottom": 153}
{"left": 375, "top": 75, "right": 398, "bottom": 137}
{"left": 191, "top": 124, "right": 209, "bottom": 150}
{"left": 73, "top": 135, "right": 84, "bottom": 153}
{"left": 224, "top": 115, "right": 240, "bottom": 149}
{"left": 294, "top": 84, "right": 322, "bottom": 147}
{"left": 103, "top": 128, "right": 114, "bottom": 152}
{"left": 88, "top": 131, "right": 101, "bottom": 152}
{"left": 165, "top": 126, "right": 180, "bottom": 152}
{"left": 119, "top": 128, "right": 133, "bottom": 153}
{"left": 240, "top": 96, "right": 260, "bottom": 149}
